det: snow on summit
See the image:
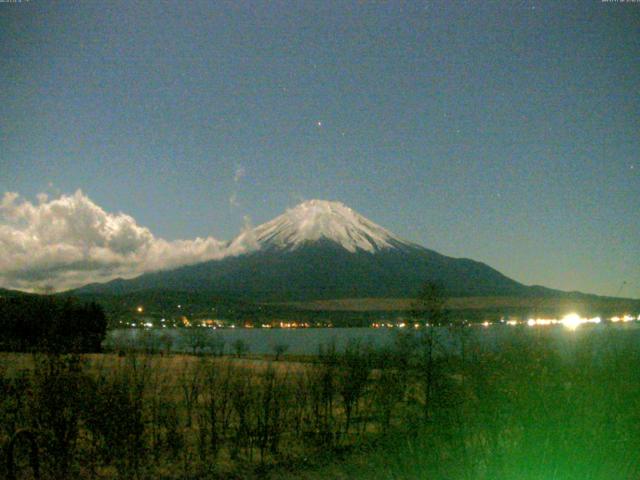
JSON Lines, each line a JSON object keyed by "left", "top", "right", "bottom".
{"left": 250, "top": 200, "right": 409, "bottom": 253}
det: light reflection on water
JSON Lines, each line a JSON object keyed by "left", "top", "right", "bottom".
{"left": 106, "top": 322, "right": 640, "bottom": 357}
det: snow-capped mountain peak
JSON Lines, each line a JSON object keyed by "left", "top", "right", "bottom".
{"left": 249, "top": 199, "right": 409, "bottom": 253}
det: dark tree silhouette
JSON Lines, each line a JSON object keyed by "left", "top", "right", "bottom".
{"left": 0, "top": 295, "right": 107, "bottom": 353}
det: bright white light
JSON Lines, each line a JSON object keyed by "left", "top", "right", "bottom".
{"left": 612, "top": 314, "right": 637, "bottom": 323}
{"left": 527, "top": 319, "right": 536, "bottom": 327}
{"left": 560, "top": 313, "right": 600, "bottom": 330}
{"left": 561, "top": 313, "right": 582, "bottom": 330}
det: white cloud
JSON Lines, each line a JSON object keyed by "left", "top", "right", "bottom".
{"left": 233, "top": 165, "right": 246, "bottom": 183}
{"left": 228, "top": 215, "right": 259, "bottom": 252}
{"left": 0, "top": 190, "right": 256, "bottom": 292}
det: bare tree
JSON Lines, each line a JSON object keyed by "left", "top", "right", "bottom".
{"left": 232, "top": 339, "right": 249, "bottom": 358}
{"left": 337, "top": 340, "right": 370, "bottom": 438}
{"left": 179, "top": 362, "right": 202, "bottom": 428}
{"left": 181, "top": 328, "right": 208, "bottom": 356}
{"left": 272, "top": 343, "right": 289, "bottom": 361}
{"left": 411, "top": 281, "right": 448, "bottom": 424}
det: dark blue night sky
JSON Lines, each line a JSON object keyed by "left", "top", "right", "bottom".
{"left": 1, "top": 1, "right": 638, "bottom": 296}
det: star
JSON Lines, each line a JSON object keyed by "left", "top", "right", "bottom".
{"left": 317, "top": 121, "right": 323, "bottom": 127}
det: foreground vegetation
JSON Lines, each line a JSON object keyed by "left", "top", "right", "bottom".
{"left": 288, "top": 328, "right": 640, "bottom": 480}
{"left": 0, "top": 295, "right": 107, "bottom": 353}
{"left": 1, "top": 325, "right": 639, "bottom": 479}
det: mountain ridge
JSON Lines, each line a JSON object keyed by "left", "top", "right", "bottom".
{"left": 71, "top": 200, "right": 628, "bottom": 303}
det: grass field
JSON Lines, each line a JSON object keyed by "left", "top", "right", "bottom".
{"left": 1, "top": 325, "right": 639, "bottom": 479}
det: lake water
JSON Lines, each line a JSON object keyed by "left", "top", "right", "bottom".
{"left": 105, "top": 322, "right": 640, "bottom": 357}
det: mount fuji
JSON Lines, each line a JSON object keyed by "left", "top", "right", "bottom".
{"left": 74, "top": 200, "right": 538, "bottom": 300}
{"left": 242, "top": 200, "right": 412, "bottom": 253}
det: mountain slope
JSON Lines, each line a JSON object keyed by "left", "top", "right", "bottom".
{"left": 238, "top": 199, "right": 413, "bottom": 253}
{"left": 75, "top": 200, "right": 535, "bottom": 301}
{"left": 75, "top": 240, "right": 527, "bottom": 300}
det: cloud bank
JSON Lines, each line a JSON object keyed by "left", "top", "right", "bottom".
{"left": 0, "top": 190, "right": 256, "bottom": 292}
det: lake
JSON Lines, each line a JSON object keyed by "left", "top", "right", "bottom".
{"left": 105, "top": 321, "right": 640, "bottom": 357}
